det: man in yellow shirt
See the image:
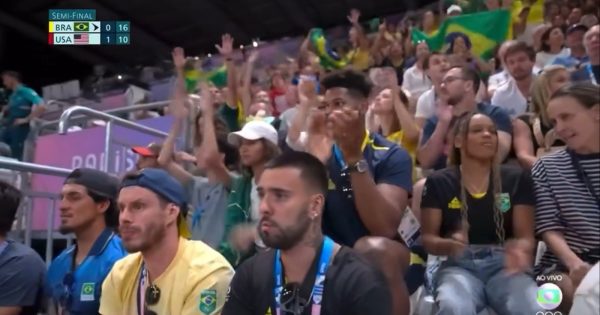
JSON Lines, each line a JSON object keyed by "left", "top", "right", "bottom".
{"left": 99, "top": 168, "right": 234, "bottom": 315}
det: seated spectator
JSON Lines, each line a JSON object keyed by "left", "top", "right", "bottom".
{"left": 421, "top": 112, "right": 541, "bottom": 315}
{"left": 583, "top": 24, "right": 600, "bottom": 84}
{"left": 0, "top": 180, "right": 46, "bottom": 315}
{"left": 532, "top": 83, "right": 600, "bottom": 313}
{"left": 290, "top": 69, "right": 414, "bottom": 315}
{"left": 215, "top": 119, "right": 280, "bottom": 265}
{"left": 491, "top": 41, "right": 537, "bottom": 118}
{"left": 536, "top": 26, "right": 571, "bottom": 69}
{"left": 487, "top": 40, "right": 517, "bottom": 97}
{"left": 417, "top": 66, "right": 512, "bottom": 171}
{"left": 156, "top": 77, "right": 240, "bottom": 248}
{"left": 403, "top": 41, "right": 432, "bottom": 102}
{"left": 100, "top": 168, "right": 234, "bottom": 315}
{"left": 513, "top": 65, "right": 569, "bottom": 169}
{"left": 445, "top": 32, "right": 492, "bottom": 75}
{"left": 346, "top": 9, "right": 372, "bottom": 72}
{"left": 46, "top": 169, "right": 126, "bottom": 315}
{"left": 0, "top": 71, "right": 45, "bottom": 160}
{"left": 569, "top": 262, "right": 600, "bottom": 315}
{"left": 369, "top": 68, "right": 419, "bottom": 167}
{"left": 222, "top": 151, "right": 393, "bottom": 315}
{"left": 415, "top": 52, "right": 450, "bottom": 128}
{"left": 553, "top": 24, "right": 591, "bottom": 81}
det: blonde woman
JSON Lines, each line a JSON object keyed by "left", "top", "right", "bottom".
{"left": 513, "top": 65, "right": 570, "bottom": 169}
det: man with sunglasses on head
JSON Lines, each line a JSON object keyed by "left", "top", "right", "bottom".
{"left": 222, "top": 151, "right": 392, "bottom": 315}
{"left": 46, "top": 168, "right": 126, "bottom": 315}
{"left": 100, "top": 168, "right": 233, "bottom": 315}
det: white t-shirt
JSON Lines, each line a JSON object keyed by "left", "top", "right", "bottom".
{"left": 569, "top": 262, "right": 600, "bottom": 315}
{"left": 491, "top": 78, "right": 529, "bottom": 118}
{"left": 402, "top": 65, "right": 432, "bottom": 100}
{"left": 535, "top": 48, "right": 571, "bottom": 70}
{"left": 415, "top": 88, "right": 437, "bottom": 119}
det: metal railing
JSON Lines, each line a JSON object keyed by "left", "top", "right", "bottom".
{"left": 37, "top": 100, "right": 171, "bottom": 133}
{"left": 0, "top": 157, "right": 72, "bottom": 265}
{"left": 57, "top": 106, "right": 169, "bottom": 172}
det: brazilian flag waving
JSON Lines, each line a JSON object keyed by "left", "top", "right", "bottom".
{"left": 411, "top": 9, "right": 512, "bottom": 60}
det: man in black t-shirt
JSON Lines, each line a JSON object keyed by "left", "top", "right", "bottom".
{"left": 222, "top": 151, "right": 392, "bottom": 315}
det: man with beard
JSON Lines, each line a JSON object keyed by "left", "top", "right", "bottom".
{"left": 418, "top": 66, "right": 513, "bottom": 170}
{"left": 222, "top": 151, "right": 392, "bottom": 315}
{"left": 46, "top": 168, "right": 126, "bottom": 315}
{"left": 491, "top": 41, "right": 537, "bottom": 118}
{"left": 100, "top": 168, "right": 233, "bottom": 315}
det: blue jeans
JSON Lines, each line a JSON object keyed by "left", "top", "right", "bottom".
{"left": 433, "top": 245, "right": 542, "bottom": 315}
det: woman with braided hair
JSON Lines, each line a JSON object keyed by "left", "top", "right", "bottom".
{"left": 420, "top": 112, "right": 542, "bottom": 315}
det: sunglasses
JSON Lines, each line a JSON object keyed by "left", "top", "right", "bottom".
{"left": 280, "top": 283, "right": 309, "bottom": 315}
{"left": 144, "top": 284, "right": 161, "bottom": 315}
{"left": 339, "top": 168, "right": 354, "bottom": 198}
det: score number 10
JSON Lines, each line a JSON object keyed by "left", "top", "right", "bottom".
{"left": 101, "top": 21, "right": 130, "bottom": 45}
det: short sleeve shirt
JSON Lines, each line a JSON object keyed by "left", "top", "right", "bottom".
{"left": 6, "top": 85, "right": 43, "bottom": 121}
{"left": 324, "top": 133, "right": 413, "bottom": 247}
{"left": 100, "top": 238, "right": 234, "bottom": 315}
{"left": 187, "top": 176, "right": 230, "bottom": 249}
{"left": 222, "top": 246, "right": 392, "bottom": 315}
{"left": 46, "top": 229, "right": 127, "bottom": 315}
{"left": 420, "top": 165, "right": 535, "bottom": 244}
{"left": 0, "top": 239, "right": 46, "bottom": 315}
{"left": 420, "top": 103, "right": 512, "bottom": 170}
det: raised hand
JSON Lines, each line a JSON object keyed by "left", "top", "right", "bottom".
{"left": 215, "top": 33, "right": 234, "bottom": 58}
{"left": 347, "top": 9, "right": 361, "bottom": 25}
{"left": 306, "top": 110, "right": 334, "bottom": 163}
{"left": 329, "top": 107, "right": 365, "bottom": 165}
{"left": 248, "top": 50, "right": 260, "bottom": 64}
{"left": 382, "top": 67, "right": 399, "bottom": 89}
{"left": 298, "top": 77, "right": 318, "bottom": 105}
{"left": 172, "top": 47, "right": 186, "bottom": 70}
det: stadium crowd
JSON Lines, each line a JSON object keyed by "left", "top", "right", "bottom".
{"left": 0, "top": 0, "right": 599, "bottom": 314}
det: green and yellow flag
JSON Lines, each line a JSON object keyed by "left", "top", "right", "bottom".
{"left": 411, "top": 9, "right": 512, "bottom": 60}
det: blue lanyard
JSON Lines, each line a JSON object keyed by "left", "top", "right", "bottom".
{"left": 332, "top": 145, "right": 346, "bottom": 169}
{"left": 273, "top": 237, "right": 334, "bottom": 315}
{"left": 586, "top": 64, "right": 597, "bottom": 85}
{"left": 136, "top": 264, "right": 147, "bottom": 315}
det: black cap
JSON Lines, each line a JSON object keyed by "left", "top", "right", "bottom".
{"left": 567, "top": 24, "right": 589, "bottom": 34}
{"left": 64, "top": 168, "right": 120, "bottom": 199}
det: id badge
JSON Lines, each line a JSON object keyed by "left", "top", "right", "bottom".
{"left": 397, "top": 207, "right": 421, "bottom": 248}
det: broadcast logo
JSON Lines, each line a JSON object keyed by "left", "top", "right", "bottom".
{"left": 537, "top": 283, "right": 563, "bottom": 310}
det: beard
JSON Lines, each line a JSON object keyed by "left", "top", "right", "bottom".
{"left": 447, "top": 93, "right": 463, "bottom": 106}
{"left": 259, "top": 209, "right": 312, "bottom": 250}
{"left": 120, "top": 222, "right": 166, "bottom": 253}
{"left": 59, "top": 225, "right": 74, "bottom": 235}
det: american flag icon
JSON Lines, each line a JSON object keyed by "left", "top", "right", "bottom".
{"left": 74, "top": 33, "right": 89, "bottom": 44}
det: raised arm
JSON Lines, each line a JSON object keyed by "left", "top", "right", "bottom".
{"left": 347, "top": 9, "right": 370, "bottom": 51}
{"left": 388, "top": 69, "right": 420, "bottom": 144}
{"left": 215, "top": 34, "right": 239, "bottom": 110}
{"left": 198, "top": 82, "right": 234, "bottom": 187}
{"left": 240, "top": 50, "right": 259, "bottom": 114}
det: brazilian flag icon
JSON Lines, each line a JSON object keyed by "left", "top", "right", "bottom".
{"left": 74, "top": 22, "right": 89, "bottom": 32}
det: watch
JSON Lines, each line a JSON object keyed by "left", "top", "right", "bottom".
{"left": 346, "top": 159, "right": 368, "bottom": 173}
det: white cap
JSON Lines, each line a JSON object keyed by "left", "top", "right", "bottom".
{"left": 228, "top": 120, "right": 278, "bottom": 147}
{"left": 447, "top": 4, "right": 462, "bottom": 14}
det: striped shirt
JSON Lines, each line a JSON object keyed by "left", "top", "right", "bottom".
{"left": 532, "top": 150, "right": 600, "bottom": 268}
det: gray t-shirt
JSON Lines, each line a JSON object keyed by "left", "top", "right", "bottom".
{"left": 0, "top": 239, "right": 46, "bottom": 315}
{"left": 186, "top": 176, "right": 230, "bottom": 248}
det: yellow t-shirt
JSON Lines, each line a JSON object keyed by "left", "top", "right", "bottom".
{"left": 386, "top": 130, "right": 418, "bottom": 182}
{"left": 346, "top": 47, "right": 371, "bottom": 71}
{"left": 99, "top": 238, "right": 234, "bottom": 315}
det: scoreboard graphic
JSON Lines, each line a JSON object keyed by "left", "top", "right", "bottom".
{"left": 48, "top": 9, "right": 130, "bottom": 45}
